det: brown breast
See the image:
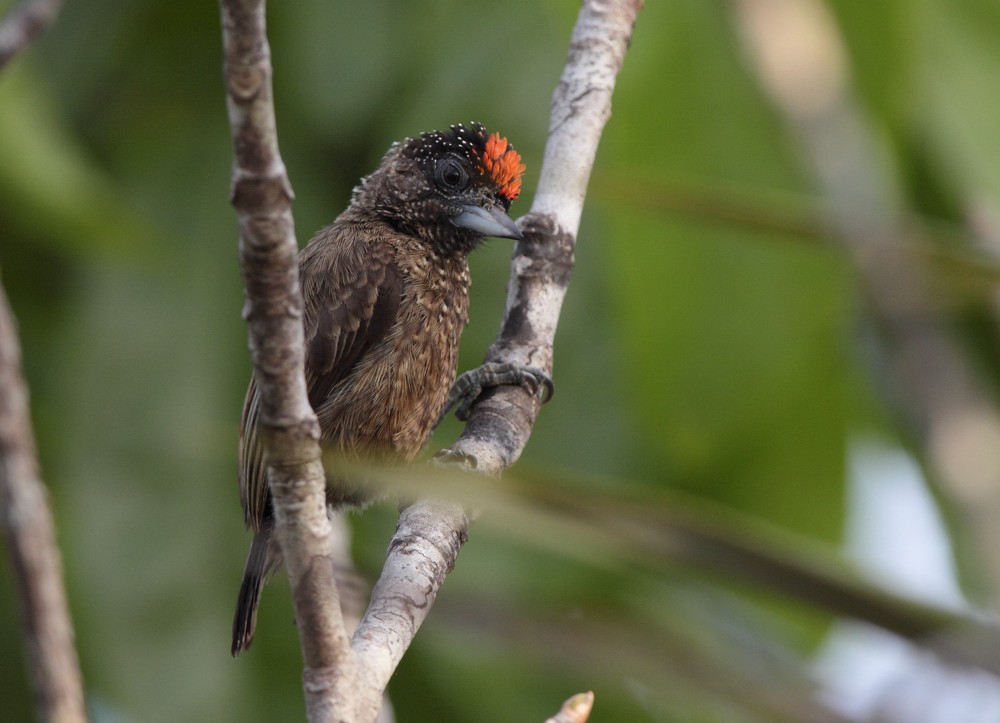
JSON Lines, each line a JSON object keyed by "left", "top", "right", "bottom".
{"left": 316, "top": 239, "right": 470, "bottom": 461}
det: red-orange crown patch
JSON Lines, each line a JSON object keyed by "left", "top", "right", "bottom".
{"left": 481, "top": 133, "right": 525, "bottom": 202}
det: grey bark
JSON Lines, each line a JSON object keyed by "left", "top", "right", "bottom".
{"left": 0, "top": 278, "right": 88, "bottom": 723}
{"left": 218, "top": 1, "right": 359, "bottom": 719}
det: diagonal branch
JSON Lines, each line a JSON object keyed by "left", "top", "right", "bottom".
{"left": 0, "top": 277, "right": 87, "bottom": 723}
{"left": 0, "top": 0, "right": 62, "bottom": 71}
{"left": 352, "top": 0, "right": 643, "bottom": 703}
{"left": 0, "top": 1, "right": 84, "bottom": 720}
{"left": 351, "top": 500, "right": 469, "bottom": 705}
{"left": 446, "top": 0, "right": 642, "bottom": 473}
{"left": 218, "top": 1, "right": 357, "bottom": 719}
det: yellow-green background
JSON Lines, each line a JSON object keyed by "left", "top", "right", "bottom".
{"left": 2, "top": 0, "right": 998, "bottom": 721}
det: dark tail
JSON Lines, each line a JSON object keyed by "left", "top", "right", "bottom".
{"left": 231, "top": 527, "right": 274, "bottom": 656}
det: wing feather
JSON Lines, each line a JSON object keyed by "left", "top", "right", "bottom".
{"left": 238, "top": 226, "right": 402, "bottom": 531}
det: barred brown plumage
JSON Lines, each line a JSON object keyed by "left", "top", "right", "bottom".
{"left": 231, "top": 123, "right": 528, "bottom": 656}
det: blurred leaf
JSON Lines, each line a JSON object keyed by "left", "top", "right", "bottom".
{"left": 600, "top": 0, "right": 850, "bottom": 544}
{"left": 0, "top": 63, "right": 156, "bottom": 262}
{"left": 917, "top": 0, "right": 1000, "bottom": 201}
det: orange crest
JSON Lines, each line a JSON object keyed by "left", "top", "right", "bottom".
{"left": 481, "top": 133, "right": 525, "bottom": 202}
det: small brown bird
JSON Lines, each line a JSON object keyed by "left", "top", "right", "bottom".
{"left": 232, "top": 123, "right": 542, "bottom": 655}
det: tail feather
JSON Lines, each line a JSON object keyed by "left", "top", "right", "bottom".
{"left": 232, "top": 527, "right": 274, "bottom": 656}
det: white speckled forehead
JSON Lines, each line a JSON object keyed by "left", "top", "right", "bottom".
{"left": 401, "top": 122, "right": 490, "bottom": 170}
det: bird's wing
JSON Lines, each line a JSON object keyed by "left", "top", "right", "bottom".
{"left": 238, "top": 230, "right": 402, "bottom": 531}
{"left": 238, "top": 374, "right": 265, "bottom": 528}
{"left": 302, "top": 247, "right": 402, "bottom": 408}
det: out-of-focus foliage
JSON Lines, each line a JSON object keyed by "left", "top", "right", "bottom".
{"left": 1, "top": 1, "right": 999, "bottom": 721}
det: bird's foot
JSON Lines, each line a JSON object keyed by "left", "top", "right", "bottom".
{"left": 437, "top": 362, "right": 554, "bottom": 425}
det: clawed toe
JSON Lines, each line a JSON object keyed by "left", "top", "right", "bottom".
{"left": 436, "top": 362, "right": 555, "bottom": 426}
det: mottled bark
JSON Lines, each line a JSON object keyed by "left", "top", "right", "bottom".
{"left": 218, "top": 1, "right": 359, "bottom": 720}
{"left": 0, "top": 1, "right": 86, "bottom": 720}
{"left": 445, "top": 0, "right": 642, "bottom": 473}
{"left": 352, "top": 500, "right": 468, "bottom": 703}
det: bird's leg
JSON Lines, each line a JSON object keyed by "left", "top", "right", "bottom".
{"left": 436, "top": 362, "right": 554, "bottom": 426}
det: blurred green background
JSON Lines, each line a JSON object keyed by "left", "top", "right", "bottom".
{"left": 3, "top": 0, "right": 1000, "bottom": 721}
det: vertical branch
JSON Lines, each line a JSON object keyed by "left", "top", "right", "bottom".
{"left": 0, "top": 1, "right": 84, "bottom": 720}
{"left": 218, "top": 1, "right": 357, "bottom": 719}
{"left": 352, "top": 0, "right": 643, "bottom": 708}
{"left": 0, "top": 279, "right": 87, "bottom": 723}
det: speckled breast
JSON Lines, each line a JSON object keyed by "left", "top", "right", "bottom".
{"left": 318, "top": 245, "right": 471, "bottom": 462}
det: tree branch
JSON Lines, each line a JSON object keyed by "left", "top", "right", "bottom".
{"left": 0, "top": 0, "right": 62, "bottom": 71}
{"left": 445, "top": 0, "right": 642, "bottom": 473}
{"left": 218, "top": 1, "right": 358, "bottom": 719}
{"left": 352, "top": 0, "right": 643, "bottom": 708}
{"left": 352, "top": 500, "right": 468, "bottom": 703}
{"left": 0, "top": 1, "right": 85, "bottom": 719}
{"left": 0, "top": 277, "right": 87, "bottom": 723}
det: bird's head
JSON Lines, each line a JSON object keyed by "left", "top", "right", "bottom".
{"left": 352, "top": 122, "right": 526, "bottom": 255}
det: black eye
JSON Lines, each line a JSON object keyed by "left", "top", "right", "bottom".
{"left": 435, "top": 157, "right": 468, "bottom": 190}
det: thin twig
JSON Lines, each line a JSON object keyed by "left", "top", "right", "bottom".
{"left": 217, "top": 1, "right": 357, "bottom": 719}
{"left": 0, "top": 0, "right": 62, "bottom": 71}
{"left": 0, "top": 277, "right": 87, "bottom": 723}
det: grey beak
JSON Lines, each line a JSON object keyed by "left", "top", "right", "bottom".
{"left": 451, "top": 204, "right": 522, "bottom": 240}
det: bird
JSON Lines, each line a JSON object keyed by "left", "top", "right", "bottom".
{"left": 232, "top": 122, "right": 547, "bottom": 656}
